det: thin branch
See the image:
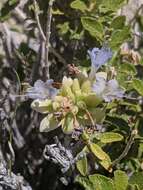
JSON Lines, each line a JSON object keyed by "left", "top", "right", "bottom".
{"left": 49, "top": 46, "right": 67, "bottom": 66}
{"left": 32, "top": 0, "right": 67, "bottom": 82}
{"left": 85, "top": 109, "right": 96, "bottom": 128}
{"left": 110, "top": 129, "right": 137, "bottom": 169}
{"left": 33, "top": 0, "right": 46, "bottom": 41}
{"left": 44, "top": 0, "right": 55, "bottom": 80}
{"left": 32, "top": 0, "right": 46, "bottom": 83}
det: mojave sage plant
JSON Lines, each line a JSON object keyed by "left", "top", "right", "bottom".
{"left": 25, "top": 45, "right": 126, "bottom": 174}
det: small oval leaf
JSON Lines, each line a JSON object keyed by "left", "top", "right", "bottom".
{"left": 132, "top": 79, "right": 143, "bottom": 96}
{"left": 89, "top": 143, "right": 109, "bottom": 161}
{"left": 100, "top": 132, "right": 123, "bottom": 143}
{"left": 76, "top": 155, "right": 88, "bottom": 176}
{"left": 70, "top": 0, "right": 87, "bottom": 12}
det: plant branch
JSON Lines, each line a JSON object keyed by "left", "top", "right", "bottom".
{"left": 33, "top": 0, "right": 64, "bottom": 81}
{"left": 110, "top": 129, "right": 137, "bottom": 169}
{"left": 44, "top": 0, "right": 55, "bottom": 80}
{"left": 85, "top": 109, "right": 96, "bottom": 128}
{"left": 33, "top": 0, "right": 46, "bottom": 41}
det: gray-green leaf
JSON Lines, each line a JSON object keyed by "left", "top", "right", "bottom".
{"left": 81, "top": 17, "right": 103, "bottom": 40}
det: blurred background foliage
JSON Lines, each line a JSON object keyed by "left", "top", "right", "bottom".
{"left": 1, "top": 0, "right": 143, "bottom": 190}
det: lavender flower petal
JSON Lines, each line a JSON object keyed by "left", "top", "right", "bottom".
{"left": 92, "top": 77, "right": 106, "bottom": 95}
{"left": 88, "top": 46, "right": 113, "bottom": 72}
{"left": 92, "top": 78, "right": 124, "bottom": 102}
{"left": 26, "top": 79, "right": 58, "bottom": 100}
{"left": 103, "top": 79, "right": 124, "bottom": 102}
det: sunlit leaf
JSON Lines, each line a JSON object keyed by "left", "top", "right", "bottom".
{"left": 70, "top": 0, "right": 87, "bottom": 12}
{"left": 100, "top": 132, "right": 123, "bottom": 143}
{"left": 89, "top": 174, "right": 114, "bottom": 190}
{"left": 81, "top": 17, "right": 103, "bottom": 40}
{"left": 75, "top": 176, "right": 94, "bottom": 190}
{"left": 98, "top": 0, "right": 126, "bottom": 12}
{"left": 100, "top": 159, "right": 112, "bottom": 171}
{"left": 114, "top": 170, "right": 128, "bottom": 190}
{"left": 89, "top": 143, "right": 109, "bottom": 160}
{"left": 76, "top": 155, "right": 88, "bottom": 176}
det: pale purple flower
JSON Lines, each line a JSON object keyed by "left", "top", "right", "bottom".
{"left": 92, "top": 77, "right": 124, "bottom": 102}
{"left": 26, "top": 79, "right": 58, "bottom": 100}
{"left": 88, "top": 46, "right": 113, "bottom": 72}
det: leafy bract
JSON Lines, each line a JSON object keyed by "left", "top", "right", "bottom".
{"left": 40, "top": 114, "right": 59, "bottom": 132}
{"left": 31, "top": 99, "right": 53, "bottom": 113}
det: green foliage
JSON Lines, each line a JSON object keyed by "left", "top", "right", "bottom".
{"left": 89, "top": 143, "right": 110, "bottom": 161}
{"left": 76, "top": 155, "right": 88, "bottom": 176}
{"left": 29, "top": 0, "right": 143, "bottom": 183}
{"left": 19, "top": 0, "right": 143, "bottom": 189}
{"left": 114, "top": 170, "right": 128, "bottom": 190}
{"left": 99, "top": 132, "right": 123, "bottom": 143}
{"left": 0, "top": 0, "right": 19, "bottom": 21}
{"left": 89, "top": 174, "right": 114, "bottom": 190}
{"left": 76, "top": 174, "right": 114, "bottom": 190}
{"left": 70, "top": 0, "right": 87, "bottom": 12}
{"left": 119, "top": 63, "right": 137, "bottom": 75}
{"left": 111, "top": 16, "right": 126, "bottom": 30}
{"left": 129, "top": 172, "right": 143, "bottom": 190}
{"left": 109, "top": 26, "right": 131, "bottom": 50}
{"left": 97, "top": 0, "right": 127, "bottom": 12}
{"left": 76, "top": 170, "right": 143, "bottom": 190}
{"left": 81, "top": 17, "right": 104, "bottom": 41}
{"left": 132, "top": 79, "right": 143, "bottom": 96}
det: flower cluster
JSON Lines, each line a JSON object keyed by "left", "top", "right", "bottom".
{"left": 26, "top": 45, "right": 124, "bottom": 134}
